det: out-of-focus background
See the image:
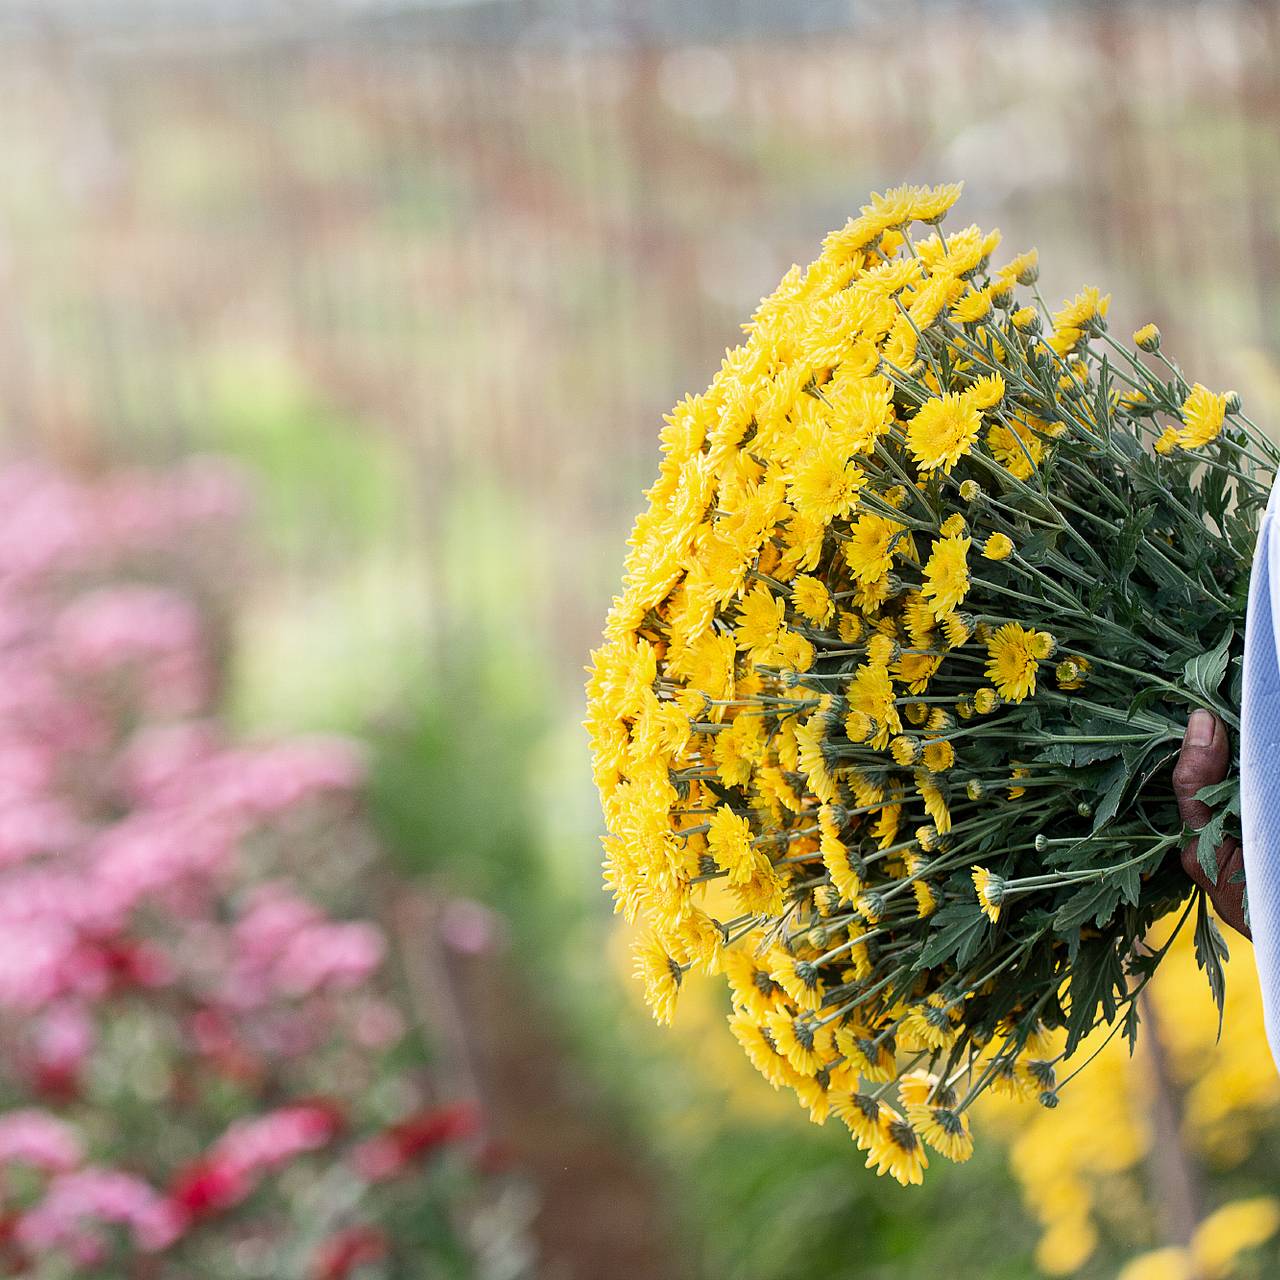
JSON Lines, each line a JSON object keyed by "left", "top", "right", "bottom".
{"left": 2, "top": 1, "right": 1280, "bottom": 1277}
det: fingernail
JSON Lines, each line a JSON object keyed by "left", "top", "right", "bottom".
{"left": 1188, "top": 710, "right": 1215, "bottom": 747}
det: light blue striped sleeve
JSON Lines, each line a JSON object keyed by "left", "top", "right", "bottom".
{"left": 1241, "top": 475, "right": 1280, "bottom": 1070}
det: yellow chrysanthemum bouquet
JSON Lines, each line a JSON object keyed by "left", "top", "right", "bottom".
{"left": 585, "top": 184, "right": 1279, "bottom": 1184}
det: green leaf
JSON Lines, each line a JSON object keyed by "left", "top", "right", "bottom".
{"left": 1054, "top": 878, "right": 1123, "bottom": 932}
{"left": 1091, "top": 759, "right": 1129, "bottom": 833}
{"left": 1122, "top": 1003, "right": 1140, "bottom": 1054}
{"left": 1195, "top": 807, "right": 1227, "bottom": 882}
{"left": 1036, "top": 742, "right": 1075, "bottom": 767}
{"left": 919, "top": 903, "right": 989, "bottom": 969}
{"left": 1182, "top": 625, "right": 1235, "bottom": 704}
{"left": 1193, "top": 890, "right": 1229, "bottom": 1038}
{"left": 1193, "top": 788, "right": 1238, "bottom": 883}
{"left": 1064, "top": 938, "right": 1124, "bottom": 1055}
{"left": 1127, "top": 686, "right": 1166, "bottom": 720}
{"left": 1114, "top": 505, "right": 1155, "bottom": 580}
{"left": 1195, "top": 779, "right": 1238, "bottom": 809}
{"left": 1114, "top": 861, "right": 1143, "bottom": 908}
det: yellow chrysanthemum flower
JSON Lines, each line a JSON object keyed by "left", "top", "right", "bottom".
{"left": 951, "top": 286, "right": 993, "bottom": 324}
{"left": 912, "top": 878, "right": 939, "bottom": 918}
{"left": 723, "top": 946, "right": 785, "bottom": 1022}
{"left": 793, "top": 573, "right": 834, "bottom": 627}
{"left": 786, "top": 438, "right": 866, "bottom": 523}
{"left": 921, "top": 535, "right": 971, "bottom": 619}
{"left": 831, "top": 1090, "right": 886, "bottom": 1149}
{"left": 967, "top": 373, "right": 1006, "bottom": 410}
{"left": 770, "top": 952, "right": 828, "bottom": 1015}
{"left": 632, "top": 933, "right": 683, "bottom": 1024}
{"left": 985, "top": 622, "right": 1049, "bottom": 703}
{"left": 971, "top": 866, "right": 1004, "bottom": 923}
{"left": 843, "top": 512, "right": 906, "bottom": 585}
{"left": 1010, "top": 305, "right": 1039, "bottom": 331}
{"left": 906, "top": 392, "right": 983, "bottom": 474}
{"left": 1177, "top": 382, "right": 1228, "bottom": 450}
{"left": 983, "top": 532, "right": 1014, "bottom": 561}
{"left": 906, "top": 1101, "right": 974, "bottom": 1162}
{"left": 986, "top": 416, "right": 1045, "bottom": 480}
{"left": 865, "top": 1111, "right": 929, "bottom": 1186}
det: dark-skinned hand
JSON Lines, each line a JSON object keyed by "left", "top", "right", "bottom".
{"left": 1172, "top": 709, "right": 1249, "bottom": 939}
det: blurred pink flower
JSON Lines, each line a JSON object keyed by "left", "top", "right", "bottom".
{"left": 0, "top": 1109, "right": 82, "bottom": 1172}
{"left": 17, "top": 1168, "right": 184, "bottom": 1255}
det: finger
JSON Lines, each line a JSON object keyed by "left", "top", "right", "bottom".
{"left": 1171, "top": 710, "right": 1229, "bottom": 832}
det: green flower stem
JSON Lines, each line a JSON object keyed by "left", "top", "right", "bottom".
{"left": 1087, "top": 655, "right": 1238, "bottom": 728}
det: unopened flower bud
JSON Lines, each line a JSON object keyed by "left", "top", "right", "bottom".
{"left": 1132, "top": 323, "right": 1161, "bottom": 353}
{"left": 1011, "top": 307, "right": 1041, "bottom": 334}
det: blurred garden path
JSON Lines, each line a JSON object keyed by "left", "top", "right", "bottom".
{"left": 392, "top": 890, "right": 686, "bottom": 1279}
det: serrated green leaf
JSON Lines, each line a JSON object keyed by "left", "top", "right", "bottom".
{"left": 1195, "top": 806, "right": 1227, "bottom": 882}
{"left": 1054, "top": 878, "right": 1123, "bottom": 932}
{"left": 1064, "top": 938, "right": 1124, "bottom": 1056}
{"left": 1183, "top": 625, "right": 1235, "bottom": 704}
{"left": 1122, "top": 1003, "right": 1140, "bottom": 1054}
{"left": 919, "top": 904, "right": 989, "bottom": 969}
{"left": 1195, "top": 779, "right": 1239, "bottom": 809}
{"left": 1193, "top": 890, "right": 1229, "bottom": 1038}
{"left": 1091, "top": 759, "right": 1129, "bottom": 833}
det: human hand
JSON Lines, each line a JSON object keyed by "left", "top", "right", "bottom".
{"left": 1172, "top": 709, "right": 1250, "bottom": 939}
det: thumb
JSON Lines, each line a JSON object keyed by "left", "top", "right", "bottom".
{"left": 1171, "top": 709, "right": 1228, "bottom": 831}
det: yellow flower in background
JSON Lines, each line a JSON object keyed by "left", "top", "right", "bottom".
{"left": 1191, "top": 1197, "right": 1280, "bottom": 1278}
{"left": 1115, "top": 1248, "right": 1193, "bottom": 1280}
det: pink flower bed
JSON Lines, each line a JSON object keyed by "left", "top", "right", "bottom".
{"left": 0, "top": 462, "right": 481, "bottom": 1276}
